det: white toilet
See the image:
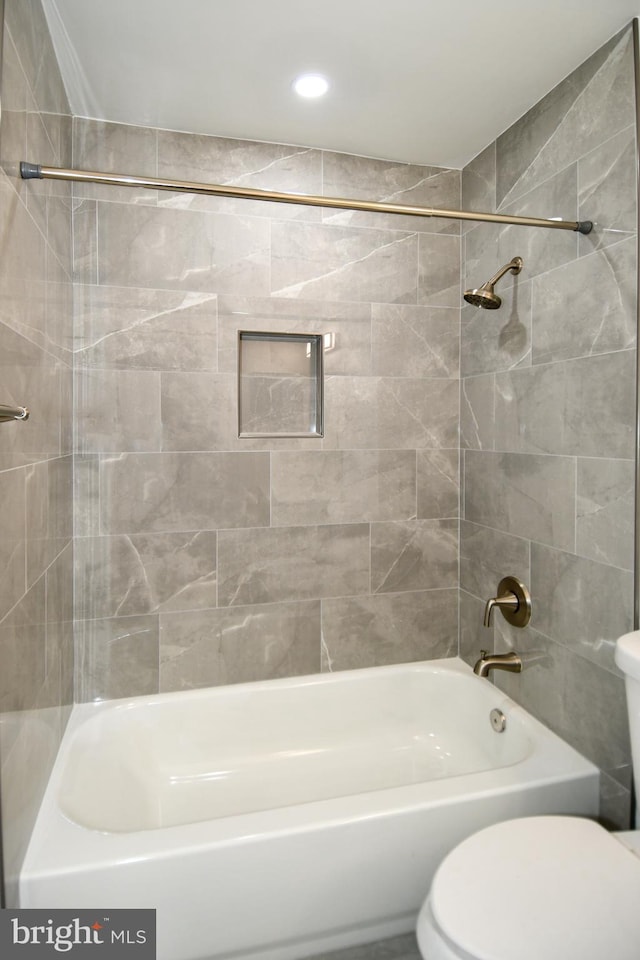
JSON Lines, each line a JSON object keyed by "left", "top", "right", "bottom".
{"left": 416, "top": 629, "right": 640, "bottom": 960}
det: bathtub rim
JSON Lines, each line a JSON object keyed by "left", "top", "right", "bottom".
{"left": 20, "top": 656, "right": 599, "bottom": 895}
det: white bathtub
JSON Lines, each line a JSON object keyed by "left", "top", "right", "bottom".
{"left": 20, "top": 658, "right": 599, "bottom": 960}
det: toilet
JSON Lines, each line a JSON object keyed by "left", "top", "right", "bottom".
{"left": 416, "top": 629, "right": 640, "bottom": 960}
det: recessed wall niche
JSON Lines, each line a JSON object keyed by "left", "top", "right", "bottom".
{"left": 238, "top": 331, "right": 324, "bottom": 438}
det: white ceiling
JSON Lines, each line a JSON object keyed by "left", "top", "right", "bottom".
{"left": 43, "top": 0, "right": 640, "bottom": 169}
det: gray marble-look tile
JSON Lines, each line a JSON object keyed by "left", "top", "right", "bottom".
{"left": 321, "top": 589, "right": 457, "bottom": 671}
{"left": 496, "top": 165, "right": 579, "bottom": 282}
{"left": 271, "top": 220, "right": 418, "bottom": 304}
{"left": 371, "top": 304, "right": 459, "bottom": 378}
{"left": 493, "top": 626, "right": 631, "bottom": 785}
{"left": 0, "top": 33, "right": 28, "bottom": 189}
{"left": 71, "top": 199, "right": 98, "bottom": 284}
{"left": 371, "top": 520, "right": 458, "bottom": 594}
{"left": 26, "top": 455, "right": 72, "bottom": 589}
{"left": 459, "top": 589, "right": 487, "bottom": 669}
{"left": 324, "top": 377, "right": 459, "bottom": 450}
{"left": 494, "top": 350, "right": 636, "bottom": 459}
{"left": 417, "top": 233, "right": 460, "bottom": 307}
{"left": 460, "top": 520, "right": 530, "bottom": 602}
{"left": 97, "top": 202, "right": 271, "bottom": 295}
{"left": 157, "top": 130, "right": 323, "bottom": 220}
{"left": 73, "top": 285, "right": 218, "bottom": 371}
{"left": 532, "top": 237, "right": 636, "bottom": 364}
{"left": 460, "top": 374, "right": 495, "bottom": 450}
{"left": 417, "top": 449, "right": 459, "bottom": 520}
{"left": 100, "top": 452, "right": 270, "bottom": 534}
{"left": 0, "top": 174, "right": 47, "bottom": 284}
{"left": 461, "top": 282, "right": 532, "bottom": 377}
{"left": 531, "top": 542, "right": 633, "bottom": 674}
{"left": 0, "top": 578, "right": 46, "bottom": 713}
{"left": 217, "top": 296, "right": 372, "bottom": 376}
{"left": 578, "top": 125, "right": 637, "bottom": 254}
{"left": 464, "top": 450, "right": 575, "bottom": 551}
{"left": 73, "top": 454, "right": 100, "bottom": 538}
{"left": 75, "top": 369, "right": 161, "bottom": 453}
{"left": 321, "top": 151, "right": 460, "bottom": 235}
{"left": 159, "top": 601, "right": 321, "bottom": 691}
{"left": 272, "top": 450, "right": 416, "bottom": 526}
{"left": 161, "top": 372, "right": 322, "bottom": 453}
{"left": 76, "top": 615, "right": 159, "bottom": 702}
{"left": 72, "top": 118, "right": 158, "bottom": 204}
{"left": 218, "top": 524, "right": 370, "bottom": 606}
{"left": 462, "top": 143, "right": 496, "bottom": 227}
{"left": 577, "top": 458, "right": 634, "bottom": 571}
{"left": 75, "top": 531, "right": 217, "bottom": 620}
{"left": 496, "top": 28, "right": 634, "bottom": 207}
{"left": 0, "top": 467, "right": 27, "bottom": 621}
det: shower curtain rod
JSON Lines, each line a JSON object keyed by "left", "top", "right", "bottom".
{"left": 20, "top": 162, "right": 593, "bottom": 233}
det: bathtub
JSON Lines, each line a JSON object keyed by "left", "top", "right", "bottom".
{"left": 20, "top": 658, "right": 598, "bottom": 960}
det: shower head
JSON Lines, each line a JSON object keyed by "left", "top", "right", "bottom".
{"left": 464, "top": 256, "right": 523, "bottom": 310}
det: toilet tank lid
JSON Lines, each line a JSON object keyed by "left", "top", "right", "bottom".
{"left": 616, "top": 631, "right": 640, "bottom": 680}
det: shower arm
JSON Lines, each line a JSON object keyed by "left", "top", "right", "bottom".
{"left": 485, "top": 257, "right": 523, "bottom": 286}
{"left": 19, "top": 162, "right": 593, "bottom": 234}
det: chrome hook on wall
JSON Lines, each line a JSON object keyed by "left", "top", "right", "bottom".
{"left": 0, "top": 403, "right": 30, "bottom": 423}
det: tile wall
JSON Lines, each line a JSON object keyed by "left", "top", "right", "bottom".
{"left": 72, "top": 124, "right": 462, "bottom": 699}
{"left": 460, "top": 26, "right": 637, "bottom": 828}
{"left": 0, "top": 0, "right": 73, "bottom": 905}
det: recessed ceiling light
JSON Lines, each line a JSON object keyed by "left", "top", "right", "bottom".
{"left": 293, "top": 74, "right": 329, "bottom": 98}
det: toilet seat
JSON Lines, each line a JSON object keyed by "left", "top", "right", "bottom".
{"left": 418, "top": 815, "right": 640, "bottom": 960}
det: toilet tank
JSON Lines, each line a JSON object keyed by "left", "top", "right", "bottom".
{"left": 615, "top": 631, "right": 640, "bottom": 826}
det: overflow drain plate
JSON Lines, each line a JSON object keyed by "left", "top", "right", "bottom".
{"left": 490, "top": 708, "right": 506, "bottom": 733}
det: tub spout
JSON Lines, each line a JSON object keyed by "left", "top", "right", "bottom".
{"left": 473, "top": 650, "right": 523, "bottom": 678}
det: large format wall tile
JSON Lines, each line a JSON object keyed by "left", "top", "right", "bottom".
{"left": 464, "top": 450, "right": 576, "bottom": 551}
{"left": 496, "top": 29, "right": 634, "bottom": 207}
{"left": 97, "top": 202, "right": 271, "bottom": 295}
{"left": 73, "top": 285, "right": 218, "bottom": 371}
{"left": 324, "top": 377, "right": 459, "bottom": 450}
{"left": 271, "top": 451, "right": 417, "bottom": 526}
{"left": 271, "top": 221, "right": 418, "bottom": 303}
{"left": 217, "top": 524, "right": 370, "bottom": 607}
{"left": 159, "top": 601, "right": 321, "bottom": 691}
{"left": 494, "top": 351, "right": 635, "bottom": 459}
{"left": 371, "top": 304, "right": 459, "bottom": 378}
{"left": 75, "top": 531, "right": 217, "bottom": 620}
{"left": 321, "top": 590, "right": 457, "bottom": 671}
{"left": 100, "top": 452, "right": 270, "bottom": 533}
{"left": 370, "top": 520, "right": 458, "bottom": 594}
{"left": 416, "top": 449, "right": 459, "bottom": 520}
{"left": 532, "top": 237, "right": 635, "bottom": 364}
{"left": 576, "top": 457, "right": 634, "bottom": 571}
{"left": 321, "top": 151, "right": 460, "bottom": 234}
{"left": 530, "top": 542, "right": 633, "bottom": 674}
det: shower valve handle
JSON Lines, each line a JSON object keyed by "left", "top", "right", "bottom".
{"left": 483, "top": 576, "right": 531, "bottom": 629}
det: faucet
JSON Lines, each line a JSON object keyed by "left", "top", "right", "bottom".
{"left": 473, "top": 650, "right": 523, "bottom": 678}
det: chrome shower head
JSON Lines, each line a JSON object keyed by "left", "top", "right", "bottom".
{"left": 464, "top": 256, "right": 523, "bottom": 310}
